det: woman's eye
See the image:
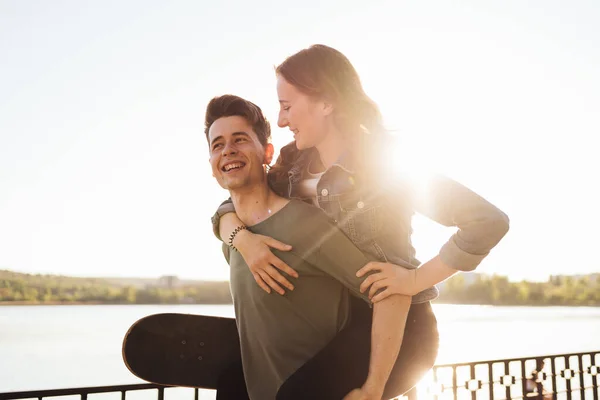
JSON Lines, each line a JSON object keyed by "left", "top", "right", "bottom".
{"left": 283, "top": 107, "right": 291, "bottom": 111}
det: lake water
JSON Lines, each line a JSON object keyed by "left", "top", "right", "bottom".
{"left": 1, "top": 304, "right": 599, "bottom": 399}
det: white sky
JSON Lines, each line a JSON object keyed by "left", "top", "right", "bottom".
{"left": 1, "top": 0, "right": 598, "bottom": 282}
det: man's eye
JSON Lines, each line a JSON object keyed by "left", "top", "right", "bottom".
{"left": 235, "top": 137, "right": 247, "bottom": 143}
{"left": 212, "top": 143, "right": 223, "bottom": 150}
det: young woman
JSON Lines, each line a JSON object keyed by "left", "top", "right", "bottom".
{"left": 213, "top": 44, "right": 510, "bottom": 400}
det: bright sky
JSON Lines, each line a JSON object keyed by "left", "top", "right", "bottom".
{"left": 1, "top": 0, "right": 598, "bottom": 282}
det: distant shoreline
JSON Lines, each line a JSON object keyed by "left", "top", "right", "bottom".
{"left": 2, "top": 301, "right": 598, "bottom": 307}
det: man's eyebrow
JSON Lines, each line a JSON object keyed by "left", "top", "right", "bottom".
{"left": 210, "top": 131, "right": 251, "bottom": 146}
{"left": 209, "top": 135, "right": 223, "bottom": 147}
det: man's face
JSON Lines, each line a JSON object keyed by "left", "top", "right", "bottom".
{"left": 208, "top": 115, "right": 272, "bottom": 191}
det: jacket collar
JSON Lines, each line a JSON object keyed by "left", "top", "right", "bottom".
{"left": 285, "top": 145, "right": 357, "bottom": 177}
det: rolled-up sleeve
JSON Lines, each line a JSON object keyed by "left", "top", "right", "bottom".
{"left": 410, "top": 174, "right": 510, "bottom": 271}
{"left": 211, "top": 198, "right": 236, "bottom": 241}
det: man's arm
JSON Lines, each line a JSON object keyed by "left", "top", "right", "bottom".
{"left": 361, "top": 294, "right": 410, "bottom": 399}
{"left": 308, "top": 214, "right": 410, "bottom": 397}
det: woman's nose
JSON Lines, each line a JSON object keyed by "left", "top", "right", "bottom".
{"left": 277, "top": 112, "right": 288, "bottom": 128}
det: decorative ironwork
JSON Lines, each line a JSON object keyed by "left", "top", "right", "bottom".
{"left": 0, "top": 351, "right": 598, "bottom": 400}
{"left": 424, "top": 350, "right": 599, "bottom": 399}
{"left": 465, "top": 379, "right": 482, "bottom": 391}
{"left": 561, "top": 368, "right": 575, "bottom": 379}
{"left": 501, "top": 375, "right": 516, "bottom": 386}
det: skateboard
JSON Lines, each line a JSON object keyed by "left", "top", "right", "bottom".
{"left": 122, "top": 313, "right": 241, "bottom": 388}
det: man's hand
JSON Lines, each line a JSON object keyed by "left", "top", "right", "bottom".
{"left": 234, "top": 229, "right": 298, "bottom": 295}
{"left": 357, "top": 261, "right": 419, "bottom": 302}
{"left": 342, "top": 387, "right": 382, "bottom": 400}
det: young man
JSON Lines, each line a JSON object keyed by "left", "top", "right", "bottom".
{"left": 205, "top": 95, "right": 410, "bottom": 400}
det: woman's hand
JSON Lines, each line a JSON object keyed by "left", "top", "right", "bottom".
{"left": 233, "top": 229, "right": 298, "bottom": 295}
{"left": 356, "top": 261, "right": 419, "bottom": 302}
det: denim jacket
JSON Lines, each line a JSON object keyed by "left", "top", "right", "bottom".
{"left": 212, "top": 142, "right": 510, "bottom": 304}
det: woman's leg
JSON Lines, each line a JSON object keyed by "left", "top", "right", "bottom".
{"left": 277, "top": 299, "right": 439, "bottom": 400}
{"left": 276, "top": 296, "right": 372, "bottom": 400}
{"left": 215, "top": 360, "right": 250, "bottom": 400}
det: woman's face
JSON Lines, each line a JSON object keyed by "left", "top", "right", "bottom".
{"left": 276, "top": 75, "right": 332, "bottom": 150}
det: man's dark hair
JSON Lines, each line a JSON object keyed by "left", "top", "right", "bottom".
{"left": 204, "top": 95, "right": 271, "bottom": 146}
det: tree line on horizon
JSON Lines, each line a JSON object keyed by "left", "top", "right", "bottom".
{"left": 0, "top": 270, "right": 599, "bottom": 306}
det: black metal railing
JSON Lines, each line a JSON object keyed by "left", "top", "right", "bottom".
{"left": 420, "top": 350, "right": 600, "bottom": 399}
{"left": 1, "top": 351, "right": 598, "bottom": 400}
{"left": 0, "top": 383, "right": 195, "bottom": 400}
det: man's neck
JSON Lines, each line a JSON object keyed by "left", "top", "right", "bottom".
{"left": 230, "top": 184, "right": 287, "bottom": 227}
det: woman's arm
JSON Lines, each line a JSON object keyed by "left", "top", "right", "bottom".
{"left": 357, "top": 256, "right": 457, "bottom": 301}
{"left": 358, "top": 173, "right": 510, "bottom": 300}
{"left": 216, "top": 206, "right": 298, "bottom": 295}
{"left": 411, "top": 173, "right": 510, "bottom": 271}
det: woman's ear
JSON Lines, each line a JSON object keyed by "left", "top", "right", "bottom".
{"left": 263, "top": 143, "right": 275, "bottom": 165}
{"left": 322, "top": 100, "right": 334, "bottom": 117}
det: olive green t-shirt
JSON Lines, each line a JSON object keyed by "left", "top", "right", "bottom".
{"left": 223, "top": 199, "right": 375, "bottom": 400}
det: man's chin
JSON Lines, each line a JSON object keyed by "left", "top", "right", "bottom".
{"left": 222, "top": 179, "right": 247, "bottom": 191}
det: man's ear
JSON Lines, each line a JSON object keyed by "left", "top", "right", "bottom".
{"left": 263, "top": 143, "right": 275, "bottom": 165}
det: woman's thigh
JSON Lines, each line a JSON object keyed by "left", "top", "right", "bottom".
{"left": 277, "top": 300, "right": 439, "bottom": 400}
{"left": 276, "top": 297, "right": 372, "bottom": 400}
{"left": 216, "top": 360, "right": 250, "bottom": 400}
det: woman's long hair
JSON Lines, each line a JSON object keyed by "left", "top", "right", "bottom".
{"left": 268, "top": 44, "right": 388, "bottom": 191}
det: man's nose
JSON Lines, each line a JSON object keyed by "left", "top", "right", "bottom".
{"left": 222, "top": 142, "right": 237, "bottom": 156}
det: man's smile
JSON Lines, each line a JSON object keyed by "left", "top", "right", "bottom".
{"left": 221, "top": 161, "right": 246, "bottom": 173}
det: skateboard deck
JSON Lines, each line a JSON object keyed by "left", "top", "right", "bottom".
{"left": 122, "top": 313, "right": 241, "bottom": 388}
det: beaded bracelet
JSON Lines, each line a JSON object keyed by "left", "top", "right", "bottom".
{"left": 228, "top": 225, "right": 248, "bottom": 251}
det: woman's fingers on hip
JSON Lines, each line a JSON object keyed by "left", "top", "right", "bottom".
{"left": 356, "top": 261, "right": 384, "bottom": 278}
{"left": 265, "top": 264, "right": 295, "bottom": 291}
{"left": 252, "top": 272, "right": 272, "bottom": 294}
{"left": 359, "top": 272, "right": 384, "bottom": 293}
{"left": 270, "top": 256, "right": 299, "bottom": 279}
{"left": 258, "top": 270, "right": 285, "bottom": 295}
